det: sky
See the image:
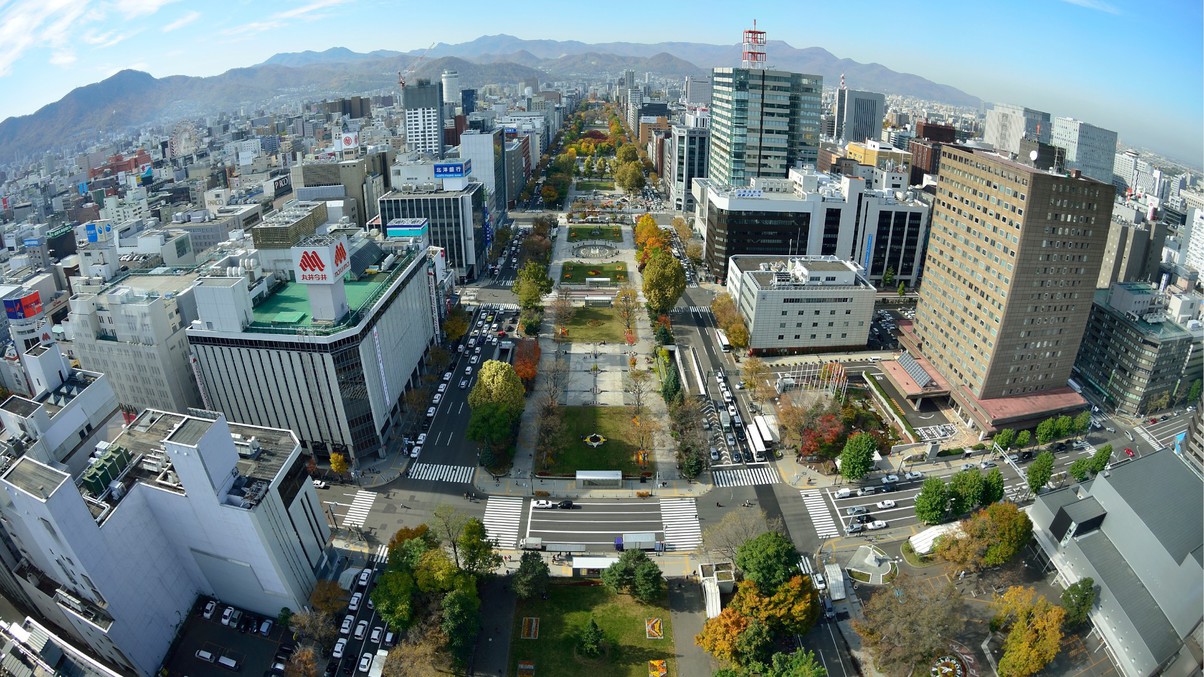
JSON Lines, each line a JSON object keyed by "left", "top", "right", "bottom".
{"left": 0, "top": 0, "right": 1199, "bottom": 165}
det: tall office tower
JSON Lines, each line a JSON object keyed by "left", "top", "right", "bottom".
{"left": 400, "top": 79, "right": 445, "bottom": 158}
{"left": 708, "top": 24, "right": 821, "bottom": 186}
{"left": 667, "top": 111, "right": 710, "bottom": 212}
{"left": 983, "top": 103, "right": 1051, "bottom": 155}
{"left": 904, "top": 146, "right": 1115, "bottom": 432}
{"left": 623, "top": 69, "right": 636, "bottom": 89}
{"left": 683, "top": 76, "right": 712, "bottom": 106}
{"left": 461, "top": 88, "right": 477, "bottom": 115}
{"left": 833, "top": 88, "right": 886, "bottom": 144}
{"left": 1051, "top": 117, "right": 1118, "bottom": 184}
{"left": 441, "top": 70, "right": 460, "bottom": 105}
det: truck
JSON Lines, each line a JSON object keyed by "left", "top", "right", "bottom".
{"left": 824, "top": 563, "right": 846, "bottom": 601}
{"left": 615, "top": 533, "right": 662, "bottom": 552}
{"left": 518, "top": 537, "right": 543, "bottom": 550}
{"left": 518, "top": 538, "right": 589, "bottom": 553}
{"left": 719, "top": 411, "right": 732, "bottom": 432}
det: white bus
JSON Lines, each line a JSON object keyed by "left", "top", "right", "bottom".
{"left": 748, "top": 428, "right": 767, "bottom": 462}
{"left": 716, "top": 329, "right": 731, "bottom": 353}
{"left": 753, "top": 416, "right": 776, "bottom": 449}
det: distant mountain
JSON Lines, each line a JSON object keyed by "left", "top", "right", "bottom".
{"left": 262, "top": 46, "right": 402, "bottom": 67}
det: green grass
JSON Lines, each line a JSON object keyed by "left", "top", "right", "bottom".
{"left": 560, "top": 261, "right": 629, "bottom": 285}
{"left": 576, "top": 179, "right": 616, "bottom": 191}
{"left": 510, "top": 583, "right": 675, "bottom": 677}
{"left": 562, "top": 306, "right": 627, "bottom": 344}
{"left": 568, "top": 225, "right": 623, "bottom": 242}
{"left": 542, "top": 406, "right": 646, "bottom": 476}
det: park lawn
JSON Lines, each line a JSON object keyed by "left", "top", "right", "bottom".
{"left": 568, "top": 225, "right": 623, "bottom": 242}
{"left": 576, "top": 179, "right": 616, "bottom": 191}
{"left": 561, "top": 305, "right": 627, "bottom": 343}
{"left": 544, "top": 406, "right": 646, "bottom": 476}
{"left": 510, "top": 583, "right": 676, "bottom": 677}
{"left": 560, "top": 261, "right": 629, "bottom": 285}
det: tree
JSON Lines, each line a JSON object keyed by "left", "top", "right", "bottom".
{"left": 443, "top": 306, "right": 470, "bottom": 343}
{"left": 372, "top": 569, "right": 417, "bottom": 631}
{"left": 735, "top": 531, "right": 800, "bottom": 595}
{"left": 914, "top": 477, "right": 950, "bottom": 524}
{"left": 734, "top": 619, "right": 775, "bottom": 667}
{"left": 726, "top": 321, "right": 750, "bottom": 350}
{"left": 838, "top": 432, "right": 877, "bottom": 481}
{"left": 547, "top": 291, "right": 576, "bottom": 336}
{"left": 1026, "top": 451, "right": 1055, "bottom": 494}
{"left": 579, "top": 617, "right": 605, "bottom": 658}
{"left": 685, "top": 241, "right": 704, "bottom": 264}
{"left": 441, "top": 582, "right": 481, "bottom": 664}
{"left": 947, "top": 469, "right": 986, "bottom": 515}
{"left": 994, "top": 428, "right": 1016, "bottom": 451}
{"left": 467, "top": 400, "right": 518, "bottom": 455}
{"left": 382, "top": 625, "right": 448, "bottom": 677}
{"left": 456, "top": 518, "right": 502, "bottom": 576}
{"left": 277, "top": 607, "right": 293, "bottom": 628}
{"left": 431, "top": 504, "right": 470, "bottom": 569}
{"left": 617, "top": 144, "right": 639, "bottom": 163}
{"left": 289, "top": 610, "right": 337, "bottom": 647}
{"left": 413, "top": 548, "right": 460, "bottom": 594}
{"left": 852, "top": 574, "right": 963, "bottom": 675}
{"left": 615, "top": 162, "right": 646, "bottom": 192}
{"left": 1073, "top": 410, "right": 1093, "bottom": 435}
{"left": 1089, "top": 444, "right": 1113, "bottom": 474}
{"left": 541, "top": 184, "right": 559, "bottom": 204}
{"left": 468, "top": 360, "right": 526, "bottom": 415}
{"left": 742, "top": 356, "right": 772, "bottom": 403}
{"left": 993, "top": 587, "right": 1065, "bottom": 677}
{"left": 731, "top": 577, "right": 821, "bottom": 636}
{"left": 1187, "top": 379, "right": 1202, "bottom": 403}
{"left": 642, "top": 249, "right": 686, "bottom": 314}
{"left": 614, "top": 285, "right": 640, "bottom": 330}
{"left": 1068, "top": 458, "right": 1093, "bottom": 482}
{"left": 1035, "top": 417, "right": 1057, "bottom": 445}
{"left": 309, "top": 579, "right": 348, "bottom": 615}
{"left": 514, "top": 277, "right": 545, "bottom": 310}
{"left": 696, "top": 607, "right": 749, "bottom": 664}
{"left": 703, "top": 508, "right": 784, "bottom": 562}
{"left": 661, "top": 365, "right": 682, "bottom": 403}
{"left": 329, "top": 452, "right": 349, "bottom": 474}
{"left": 632, "top": 558, "right": 666, "bottom": 603}
{"left": 881, "top": 266, "right": 895, "bottom": 287}
{"left": 1015, "top": 430, "right": 1031, "bottom": 449}
{"left": 756, "top": 649, "right": 828, "bottom": 677}
{"left": 897, "top": 282, "right": 906, "bottom": 296}
{"left": 1054, "top": 414, "right": 1074, "bottom": 438}
{"left": 680, "top": 449, "right": 706, "bottom": 479}
{"left": 1060, "top": 577, "right": 1096, "bottom": 629}
{"left": 672, "top": 215, "right": 692, "bottom": 243}
{"left": 936, "top": 502, "right": 1032, "bottom": 572}
{"left": 513, "top": 551, "right": 550, "bottom": 600}
{"left": 602, "top": 549, "right": 660, "bottom": 598}
{"left": 284, "top": 644, "right": 320, "bottom": 677}
{"left": 513, "top": 338, "right": 540, "bottom": 384}
{"left": 516, "top": 261, "right": 554, "bottom": 295}
{"left": 982, "top": 467, "right": 1006, "bottom": 504}
{"left": 711, "top": 292, "right": 739, "bottom": 327}
{"left": 1147, "top": 390, "right": 1171, "bottom": 412}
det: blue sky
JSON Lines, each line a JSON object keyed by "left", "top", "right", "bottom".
{"left": 0, "top": 0, "right": 1199, "bottom": 165}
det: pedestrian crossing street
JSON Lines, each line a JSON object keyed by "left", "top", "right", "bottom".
{"left": 659, "top": 498, "right": 702, "bottom": 552}
{"left": 408, "top": 463, "right": 475, "bottom": 484}
{"left": 800, "top": 490, "right": 840, "bottom": 539}
{"left": 496, "top": 279, "right": 515, "bottom": 287}
{"left": 712, "top": 465, "right": 780, "bottom": 488}
{"left": 342, "top": 490, "right": 378, "bottom": 529}
{"left": 482, "top": 496, "right": 525, "bottom": 549}
{"left": 686, "top": 306, "right": 712, "bottom": 314}
{"left": 369, "top": 544, "right": 389, "bottom": 565}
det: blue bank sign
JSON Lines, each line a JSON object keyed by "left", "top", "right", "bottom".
{"left": 434, "top": 160, "right": 471, "bottom": 178}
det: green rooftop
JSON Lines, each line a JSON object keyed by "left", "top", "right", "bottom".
{"left": 248, "top": 250, "right": 416, "bottom": 335}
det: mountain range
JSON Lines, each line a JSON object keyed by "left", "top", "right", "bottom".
{"left": 0, "top": 34, "right": 980, "bottom": 166}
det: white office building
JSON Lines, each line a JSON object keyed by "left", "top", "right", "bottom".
{"left": 834, "top": 89, "right": 885, "bottom": 145}
{"left": 400, "top": 79, "right": 445, "bottom": 158}
{"left": 1052, "top": 117, "right": 1118, "bottom": 184}
{"left": 666, "top": 112, "right": 710, "bottom": 213}
{"left": 983, "top": 103, "right": 1051, "bottom": 155}
{"left": 726, "top": 255, "right": 876, "bottom": 353}
{"left": 0, "top": 408, "right": 330, "bottom": 676}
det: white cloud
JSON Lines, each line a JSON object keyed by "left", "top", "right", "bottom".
{"left": 163, "top": 10, "right": 201, "bottom": 32}
{"left": 275, "top": 0, "right": 351, "bottom": 21}
{"left": 1060, "top": 0, "right": 1121, "bottom": 14}
{"left": 0, "top": 0, "right": 91, "bottom": 77}
{"left": 49, "top": 50, "right": 77, "bottom": 66}
{"left": 112, "top": 0, "right": 178, "bottom": 19}
{"left": 221, "top": 20, "right": 284, "bottom": 38}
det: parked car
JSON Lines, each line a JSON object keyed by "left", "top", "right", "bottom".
{"left": 557, "top": 500, "right": 574, "bottom": 509}
{"left": 856, "top": 486, "right": 877, "bottom": 496}
{"left": 370, "top": 626, "right": 383, "bottom": 644}
{"left": 979, "top": 460, "right": 997, "bottom": 469}
{"left": 332, "top": 638, "right": 347, "bottom": 659}
{"left": 532, "top": 500, "right": 555, "bottom": 509}
{"left": 881, "top": 474, "right": 900, "bottom": 484}
{"left": 1020, "top": 450, "right": 1035, "bottom": 461}
{"left": 311, "top": 479, "right": 328, "bottom": 489}
{"left": 846, "top": 522, "right": 865, "bottom": 534}
{"left": 903, "top": 471, "right": 924, "bottom": 481}
{"left": 846, "top": 505, "right": 867, "bottom": 516}
{"left": 459, "top": 379, "right": 469, "bottom": 389}
{"left": 354, "top": 620, "right": 368, "bottom": 640}
{"left": 358, "top": 653, "right": 374, "bottom": 673}
{"left": 866, "top": 520, "right": 888, "bottom": 530}
{"left": 432, "top": 393, "right": 442, "bottom": 404}
{"left": 203, "top": 600, "right": 217, "bottom": 619}
{"left": 834, "top": 488, "right": 853, "bottom": 499}
{"left": 875, "top": 500, "right": 896, "bottom": 509}
{"left": 340, "top": 615, "right": 354, "bottom": 635}
{"left": 442, "top": 372, "right": 452, "bottom": 382}
{"left": 1124, "top": 448, "right": 1135, "bottom": 458}
{"left": 349, "top": 592, "right": 362, "bottom": 612}
{"left": 960, "top": 463, "right": 977, "bottom": 471}
{"left": 410, "top": 445, "right": 422, "bottom": 459}
{"left": 357, "top": 569, "right": 372, "bottom": 588}
{"left": 221, "top": 606, "right": 234, "bottom": 625}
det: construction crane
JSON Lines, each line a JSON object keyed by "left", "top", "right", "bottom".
{"left": 398, "top": 42, "right": 436, "bottom": 89}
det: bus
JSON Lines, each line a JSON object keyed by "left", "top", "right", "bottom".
{"left": 753, "top": 416, "right": 776, "bottom": 449}
{"left": 715, "top": 329, "right": 731, "bottom": 353}
{"left": 748, "top": 429, "right": 767, "bottom": 462}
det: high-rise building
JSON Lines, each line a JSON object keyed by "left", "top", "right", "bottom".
{"left": 400, "top": 79, "right": 445, "bottom": 158}
{"left": 708, "top": 68, "right": 821, "bottom": 186}
{"left": 982, "top": 103, "right": 1051, "bottom": 155}
{"left": 900, "top": 146, "right": 1115, "bottom": 432}
{"left": 461, "top": 88, "right": 477, "bottom": 115}
{"left": 1051, "top": 117, "right": 1117, "bottom": 184}
{"left": 683, "top": 76, "right": 712, "bottom": 106}
{"left": 667, "top": 112, "right": 710, "bottom": 213}
{"left": 457, "top": 129, "right": 507, "bottom": 218}
{"left": 834, "top": 89, "right": 885, "bottom": 144}
{"left": 441, "top": 70, "right": 460, "bottom": 106}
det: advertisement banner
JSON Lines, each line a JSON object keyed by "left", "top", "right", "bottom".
{"left": 4, "top": 292, "right": 42, "bottom": 320}
{"left": 291, "top": 237, "right": 350, "bottom": 284}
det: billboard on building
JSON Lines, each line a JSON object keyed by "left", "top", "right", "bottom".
{"left": 385, "top": 218, "right": 429, "bottom": 239}
{"left": 335, "top": 132, "right": 360, "bottom": 152}
{"left": 4, "top": 291, "right": 42, "bottom": 320}
{"left": 434, "top": 160, "right": 471, "bottom": 178}
{"left": 291, "top": 236, "right": 351, "bottom": 284}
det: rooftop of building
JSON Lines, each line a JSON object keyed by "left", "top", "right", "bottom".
{"left": 1, "top": 370, "right": 102, "bottom": 420}
{"left": 1102, "top": 448, "right": 1203, "bottom": 566}
{"left": 2, "top": 456, "right": 68, "bottom": 499}
{"left": 957, "top": 146, "right": 1114, "bottom": 184}
{"left": 1095, "top": 289, "right": 1194, "bottom": 341}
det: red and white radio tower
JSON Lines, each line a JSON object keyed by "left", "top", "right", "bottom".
{"left": 741, "top": 20, "right": 767, "bottom": 69}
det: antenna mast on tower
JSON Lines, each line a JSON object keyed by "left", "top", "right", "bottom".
{"left": 742, "top": 20, "right": 767, "bottom": 69}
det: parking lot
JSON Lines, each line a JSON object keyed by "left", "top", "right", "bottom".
{"left": 164, "top": 597, "right": 292, "bottom": 677}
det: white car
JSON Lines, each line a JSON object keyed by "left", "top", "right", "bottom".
{"left": 370, "top": 626, "right": 383, "bottom": 644}
{"left": 432, "top": 393, "right": 442, "bottom": 404}
{"left": 221, "top": 606, "right": 234, "bottom": 625}
{"left": 727, "top": 403, "right": 737, "bottom": 417}
{"left": 349, "top": 592, "right": 362, "bottom": 611}
{"left": 856, "top": 486, "right": 877, "bottom": 497}
{"left": 470, "top": 355, "right": 480, "bottom": 365}
{"left": 437, "top": 383, "right": 447, "bottom": 394}
{"left": 881, "top": 474, "right": 900, "bottom": 484}
{"left": 426, "top": 406, "right": 436, "bottom": 417}
{"left": 442, "top": 372, "right": 452, "bottom": 382}
{"left": 416, "top": 433, "right": 427, "bottom": 446}
{"left": 812, "top": 571, "right": 827, "bottom": 591}
{"left": 410, "top": 445, "right": 422, "bottom": 459}
{"left": 354, "top": 620, "right": 368, "bottom": 639}
{"left": 903, "top": 471, "right": 924, "bottom": 481}
{"left": 358, "top": 653, "right": 373, "bottom": 673}
{"left": 833, "top": 487, "right": 853, "bottom": 499}
{"left": 203, "top": 600, "right": 217, "bottom": 619}
{"left": 960, "top": 463, "right": 977, "bottom": 471}
{"left": 333, "top": 638, "right": 348, "bottom": 659}
{"left": 312, "top": 479, "right": 328, "bottom": 489}
{"left": 532, "top": 499, "right": 555, "bottom": 509}
{"left": 866, "top": 520, "right": 888, "bottom": 530}
{"left": 875, "top": 500, "right": 896, "bottom": 509}
{"left": 340, "top": 615, "right": 354, "bottom": 634}
{"left": 459, "top": 379, "right": 469, "bottom": 389}
{"left": 465, "top": 365, "right": 472, "bottom": 375}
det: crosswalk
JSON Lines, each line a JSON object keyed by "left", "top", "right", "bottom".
{"left": 482, "top": 496, "right": 525, "bottom": 549}
{"left": 659, "top": 498, "right": 702, "bottom": 552}
{"left": 408, "top": 463, "right": 475, "bottom": 484}
{"left": 369, "top": 544, "right": 389, "bottom": 565}
{"left": 686, "top": 306, "right": 712, "bottom": 314}
{"left": 342, "top": 490, "right": 378, "bottom": 528}
{"left": 800, "top": 490, "right": 840, "bottom": 539}
{"left": 497, "top": 279, "right": 515, "bottom": 287}
{"left": 712, "top": 465, "right": 780, "bottom": 487}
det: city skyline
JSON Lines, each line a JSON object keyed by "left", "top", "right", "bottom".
{"left": 0, "top": 0, "right": 1199, "bottom": 165}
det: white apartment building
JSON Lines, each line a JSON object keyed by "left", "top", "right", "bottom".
{"left": 666, "top": 112, "right": 710, "bottom": 213}
{"left": 400, "top": 79, "right": 445, "bottom": 158}
{"left": 726, "top": 255, "right": 876, "bottom": 353}
{"left": 0, "top": 409, "right": 329, "bottom": 676}
{"left": 1052, "top": 117, "right": 1118, "bottom": 184}
{"left": 982, "top": 103, "right": 1051, "bottom": 155}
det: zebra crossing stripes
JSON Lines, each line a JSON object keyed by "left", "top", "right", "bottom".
{"left": 408, "top": 463, "right": 475, "bottom": 484}
{"left": 687, "top": 306, "right": 712, "bottom": 314}
{"left": 712, "top": 465, "right": 780, "bottom": 488}
{"left": 659, "top": 498, "right": 702, "bottom": 552}
{"left": 369, "top": 544, "right": 389, "bottom": 565}
{"left": 482, "top": 496, "right": 525, "bottom": 549}
{"left": 800, "top": 490, "right": 840, "bottom": 539}
{"left": 342, "top": 490, "right": 378, "bottom": 528}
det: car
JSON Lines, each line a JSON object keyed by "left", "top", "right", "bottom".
{"left": 426, "top": 406, "right": 436, "bottom": 417}
{"left": 557, "top": 500, "right": 574, "bottom": 509}
{"left": 491, "top": 336, "right": 499, "bottom": 346}
{"left": 470, "top": 355, "right": 480, "bottom": 365}
{"left": 358, "top": 653, "right": 373, "bottom": 673}
{"left": 960, "top": 463, "right": 977, "bottom": 471}
{"left": 979, "top": 461, "right": 997, "bottom": 469}
{"left": 221, "top": 606, "right": 234, "bottom": 625}
{"left": 311, "top": 479, "right": 328, "bottom": 489}
{"left": 202, "top": 600, "right": 217, "bottom": 619}
{"left": 903, "top": 471, "right": 924, "bottom": 481}
{"left": 432, "top": 393, "right": 443, "bottom": 404}
{"left": 410, "top": 444, "right": 422, "bottom": 458}
{"left": 354, "top": 620, "right": 368, "bottom": 640}
{"left": 725, "top": 433, "right": 737, "bottom": 447}
{"left": 358, "top": 569, "right": 372, "bottom": 588}
{"left": 1020, "top": 450, "right": 1035, "bottom": 461}
{"left": 722, "top": 390, "right": 733, "bottom": 403}
{"left": 875, "top": 500, "right": 897, "bottom": 509}
{"left": 442, "top": 372, "right": 452, "bottom": 382}
{"left": 532, "top": 500, "right": 555, "bottom": 509}
{"left": 866, "top": 520, "right": 888, "bottom": 530}
{"left": 260, "top": 619, "right": 273, "bottom": 636}
{"left": 735, "top": 426, "right": 746, "bottom": 441}
{"left": 1053, "top": 442, "right": 1068, "bottom": 452}
{"left": 856, "top": 486, "right": 877, "bottom": 496}
{"left": 881, "top": 474, "right": 899, "bottom": 484}
{"left": 416, "top": 433, "right": 427, "bottom": 446}
{"left": 474, "top": 345, "right": 482, "bottom": 355}
{"left": 459, "top": 379, "right": 469, "bottom": 389}
{"left": 437, "top": 383, "right": 447, "bottom": 394}
{"left": 1149, "top": 418, "right": 1159, "bottom": 424}
{"left": 370, "top": 626, "right": 383, "bottom": 644}
{"left": 1124, "top": 448, "right": 1135, "bottom": 458}
{"left": 833, "top": 487, "right": 853, "bottom": 499}
{"left": 464, "top": 365, "right": 472, "bottom": 375}
{"left": 340, "top": 615, "right": 354, "bottom": 635}
{"left": 1105, "top": 426, "right": 1116, "bottom": 433}
{"left": 457, "top": 344, "right": 465, "bottom": 353}
{"left": 726, "top": 403, "right": 737, "bottom": 417}
{"left": 846, "top": 522, "right": 865, "bottom": 534}
{"left": 854, "top": 514, "right": 874, "bottom": 524}
{"left": 811, "top": 571, "right": 827, "bottom": 591}
{"left": 1008, "top": 453, "right": 1020, "bottom": 463}
{"left": 332, "top": 638, "right": 347, "bottom": 659}
{"left": 845, "top": 506, "right": 867, "bottom": 516}
{"left": 349, "top": 592, "right": 362, "bottom": 611}
{"left": 710, "top": 448, "right": 720, "bottom": 462}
